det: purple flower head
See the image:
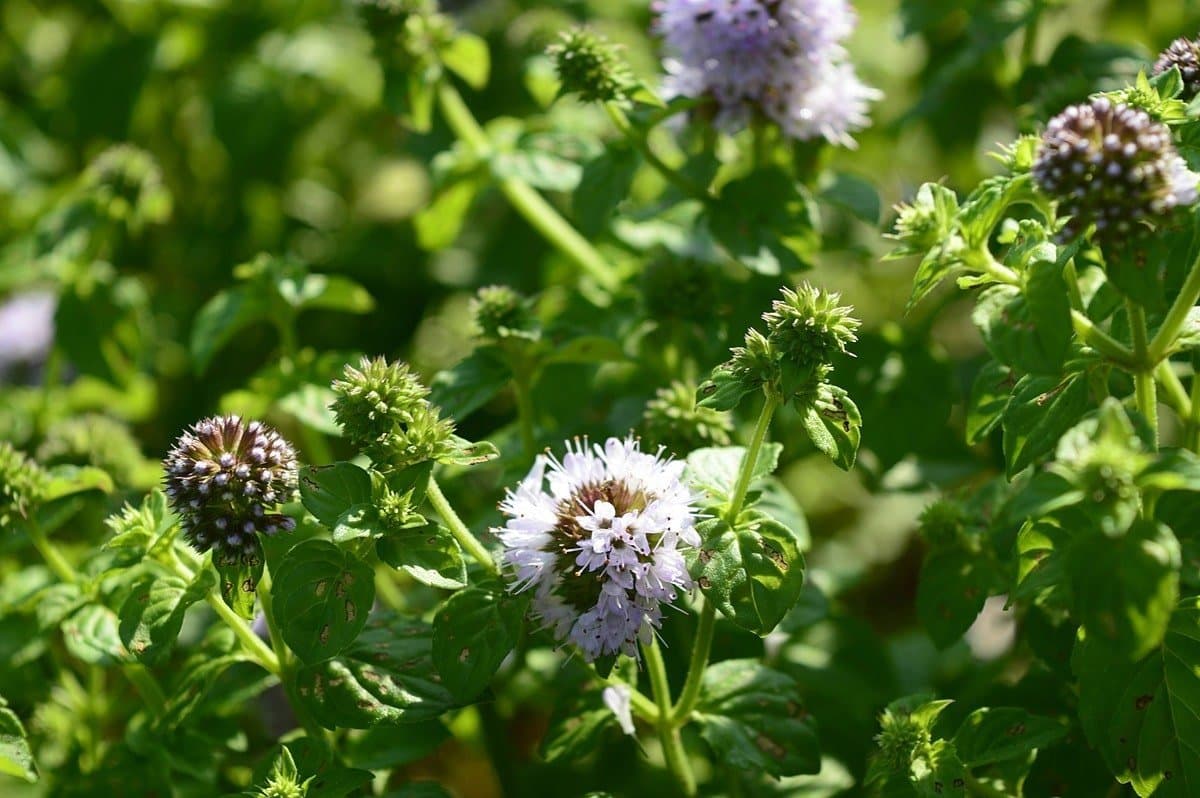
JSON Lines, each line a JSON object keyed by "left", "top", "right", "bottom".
{"left": 654, "top": 0, "right": 879, "bottom": 146}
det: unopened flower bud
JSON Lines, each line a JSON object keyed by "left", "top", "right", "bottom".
{"left": 0, "top": 443, "right": 47, "bottom": 529}
{"left": 83, "top": 144, "right": 171, "bottom": 227}
{"left": 763, "top": 284, "right": 860, "bottom": 387}
{"left": 469, "top": 285, "right": 536, "bottom": 341}
{"left": 547, "top": 27, "right": 637, "bottom": 104}
{"left": 163, "top": 416, "right": 298, "bottom": 556}
{"left": 918, "top": 498, "right": 967, "bottom": 548}
{"left": 331, "top": 357, "right": 430, "bottom": 452}
{"left": 642, "top": 381, "right": 733, "bottom": 454}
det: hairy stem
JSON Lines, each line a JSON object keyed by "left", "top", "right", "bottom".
{"left": 1154, "top": 360, "right": 1191, "bottom": 421}
{"left": 671, "top": 597, "right": 716, "bottom": 726}
{"left": 1128, "top": 300, "right": 1159, "bottom": 446}
{"left": 1148, "top": 250, "right": 1200, "bottom": 363}
{"left": 1071, "top": 310, "right": 1137, "bottom": 367}
{"left": 726, "top": 392, "right": 781, "bottom": 524}
{"left": 204, "top": 590, "right": 281, "bottom": 675}
{"left": 436, "top": 82, "right": 618, "bottom": 289}
{"left": 427, "top": 476, "right": 499, "bottom": 575}
{"left": 512, "top": 371, "right": 537, "bottom": 460}
{"left": 643, "top": 636, "right": 697, "bottom": 797}
{"left": 27, "top": 519, "right": 77, "bottom": 584}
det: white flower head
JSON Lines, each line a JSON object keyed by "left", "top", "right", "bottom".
{"left": 603, "top": 684, "right": 637, "bottom": 735}
{"left": 496, "top": 437, "right": 700, "bottom": 662}
{"left": 653, "top": 0, "right": 879, "bottom": 146}
{"left": 0, "top": 290, "right": 56, "bottom": 379}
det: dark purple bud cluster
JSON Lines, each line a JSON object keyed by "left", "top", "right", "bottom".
{"left": 1154, "top": 37, "right": 1200, "bottom": 101}
{"left": 163, "top": 415, "right": 298, "bottom": 556}
{"left": 1032, "top": 98, "right": 1197, "bottom": 243}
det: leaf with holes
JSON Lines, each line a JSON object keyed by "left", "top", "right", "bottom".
{"left": 695, "top": 659, "right": 820, "bottom": 778}
{"left": 695, "top": 513, "right": 806, "bottom": 636}
{"left": 274, "top": 540, "right": 375, "bottom": 665}
{"left": 214, "top": 537, "right": 266, "bottom": 620}
{"left": 119, "top": 569, "right": 215, "bottom": 664}
{"left": 432, "top": 587, "right": 525, "bottom": 700}
{"left": 953, "top": 707, "right": 1066, "bottom": 767}
{"left": 1075, "top": 598, "right": 1200, "bottom": 796}
{"left": 377, "top": 525, "right": 468, "bottom": 590}
{"left": 295, "top": 614, "right": 456, "bottom": 728}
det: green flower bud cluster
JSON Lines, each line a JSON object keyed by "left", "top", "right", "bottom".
{"left": 642, "top": 381, "right": 733, "bottom": 455}
{"left": 725, "top": 284, "right": 860, "bottom": 400}
{"left": 641, "top": 257, "right": 720, "bottom": 325}
{"left": 37, "top": 414, "right": 148, "bottom": 487}
{"left": 354, "top": 0, "right": 453, "bottom": 70}
{"left": 82, "top": 144, "right": 172, "bottom": 229}
{"left": 0, "top": 442, "right": 47, "bottom": 529}
{"left": 256, "top": 748, "right": 313, "bottom": 798}
{"left": 330, "top": 357, "right": 455, "bottom": 468}
{"left": 917, "top": 498, "right": 968, "bottom": 549}
{"left": 377, "top": 486, "right": 425, "bottom": 532}
{"left": 469, "top": 285, "right": 537, "bottom": 341}
{"left": 885, "top": 182, "right": 960, "bottom": 261}
{"left": 874, "top": 706, "right": 930, "bottom": 771}
{"left": 547, "top": 27, "right": 637, "bottom": 104}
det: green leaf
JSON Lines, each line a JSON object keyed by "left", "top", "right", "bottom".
{"left": 1002, "top": 374, "right": 1090, "bottom": 477}
{"left": 295, "top": 614, "right": 456, "bottom": 728}
{"left": 696, "top": 365, "right": 756, "bottom": 412}
{"left": 797, "top": 384, "right": 862, "bottom": 470}
{"left": 299, "top": 462, "right": 373, "bottom": 529}
{"left": 695, "top": 659, "right": 820, "bottom": 777}
{"left": 707, "top": 169, "right": 817, "bottom": 274}
{"left": 342, "top": 721, "right": 450, "bottom": 770}
{"left": 274, "top": 540, "right": 375, "bottom": 664}
{"left": 62, "top": 603, "right": 130, "bottom": 665}
{"left": 696, "top": 514, "right": 806, "bottom": 636}
{"left": 953, "top": 707, "right": 1066, "bottom": 768}
{"left": 1066, "top": 520, "right": 1180, "bottom": 661}
{"left": 966, "top": 361, "right": 1014, "bottom": 444}
{"left": 119, "top": 569, "right": 215, "bottom": 664}
{"left": 279, "top": 274, "right": 374, "bottom": 315}
{"left": 540, "top": 687, "right": 617, "bottom": 763}
{"left": 428, "top": 348, "right": 511, "bottom": 420}
{"left": 0, "top": 695, "right": 36, "bottom": 783}
{"left": 685, "top": 443, "right": 783, "bottom": 505}
{"left": 439, "top": 32, "right": 490, "bottom": 90}
{"left": 213, "top": 538, "right": 265, "bottom": 620}
{"left": 492, "top": 148, "right": 582, "bottom": 193}
{"left": 917, "top": 548, "right": 995, "bottom": 649}
{"left": 819, "top": 172, "right": 881, "bottom": 224}
{"left": 973, "top": 277, "right": 1070, "bottom": 375}
{"left": 432, "top": 587, "right": 524, "bottom": 700}
{"left": 1075, "top": 598, "right": 1200, "bottom": 796}
{"left": 414, "top": 176, "right": 483, "bottom": 251}
{"left": 436, "top": 436, "right": 500, "bottom": 466}
{"left": 41, "top": 465, "right": 114, "bottom": 502}
{"left": 544, "top": 335, "right": 625, "bottom": 365}
{"left": 573, "top": 147, "right": 638, "bottom": 236}
{"left": 190, "top": 285, "right": 269, "bottom": 374}
{"left": 377, "top": 526, "right": 468, "bottom": 590}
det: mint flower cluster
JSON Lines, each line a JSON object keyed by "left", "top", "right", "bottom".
{"left": 1032, "top": 97, "right": 1198, "bottom": 243}
{"left": 496, "top": 437, "right": 699, "bottom": 661}
{"left": 654, "top": 0, "right": 878, "bottom": 145}
{"left": 163, "top": 415, "right": 298, "bottom": 556}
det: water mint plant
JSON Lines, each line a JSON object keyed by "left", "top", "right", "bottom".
{"left": 7, "top": 1, "right": 1200, "bottom": 797}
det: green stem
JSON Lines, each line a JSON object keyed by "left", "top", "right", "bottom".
{"left": 1154, "top": 360, "right": 1191, "bottom": 421}
{"left": 512, "top": 372, "right": 537, "bottom": 460}
{"left": 1128, "top": 300, "right": 1159, "bottom": 446}
{"left": 1190, "top": 365, "right": 1200, "bottom": 452}
{"left": 1148, "top": 250, "right": 1200, "bottom": 363}
{"left": 968, "top": 247, "right": 1021, "bottom": 286}
{"left": 726, "top": 392, "right": 781, "bottom": 524}
{"left": 427, "top": 476, "right": 499, "bottom": 575}
{"left": 671, "top": 598, "right": 716, "bottom": 726}
{"left": 436, "top": 82, "right": 618, "bottom": 289}
{"left": 603, "top": 103, "right": 710, "bottom": 200}
{"left": 122, "top": 664, "right": 167, "bottom": 718}
{"left": 643, "top": 636, "right": 697, "bottom": 797}
{"left": 204, "top": 590, "right": 281, "bottom": 675}
{"left": 27, "top": 519, "right": 77, "bottom": 584}
{"left": 1072, "top": 310, "right": 1137, "bottom": 367}
{"left": 1062, "top": 258, "right": 1085, "bottom": 313}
